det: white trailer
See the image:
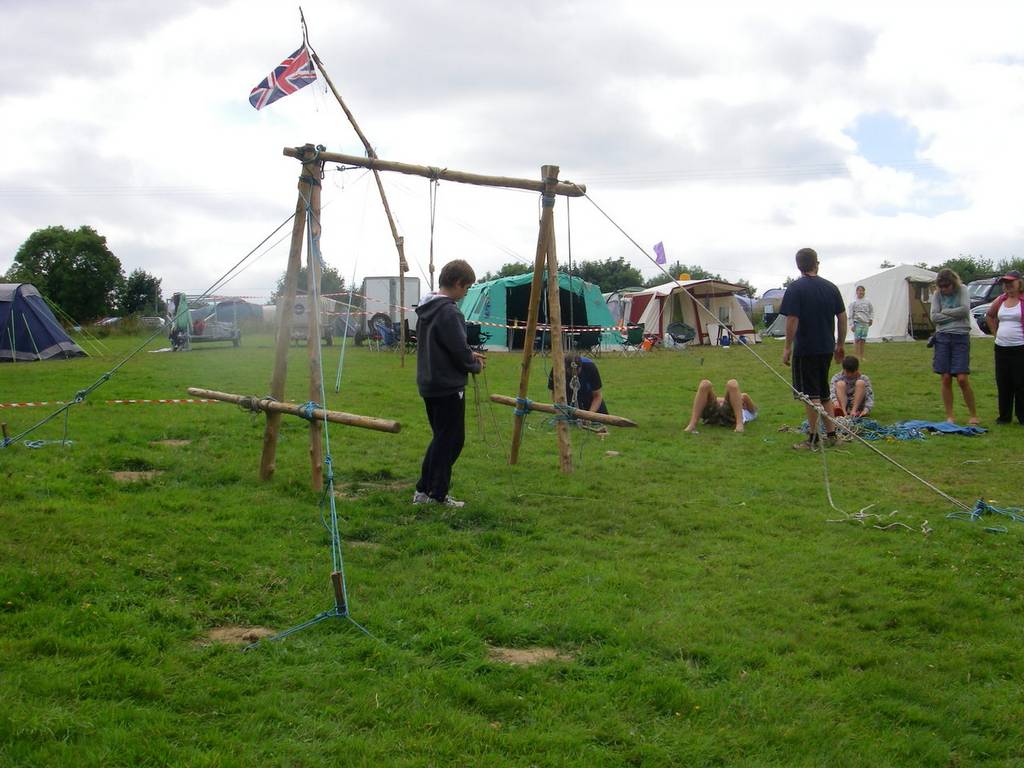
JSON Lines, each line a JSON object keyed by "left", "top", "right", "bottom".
{"left": 360, "top": 276, "right": 421, "bottom": 333}
{"left": 279, "top": 294, "right": 336, "bottom": 345}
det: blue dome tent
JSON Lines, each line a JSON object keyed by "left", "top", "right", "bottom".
{"left": 0, "top": 283, "right": 86, "bottom": 362}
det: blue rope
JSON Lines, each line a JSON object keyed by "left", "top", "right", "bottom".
{"left": 551, "top": 402, "right": 577, "bottom": 422}
{"left": 799, "top": 417, "right": 926, "bottom": 441}
{"left": 852, "top": 418, "right": 927, "bottom": 441}
{"left": 299, "top": 401, "right": 321, "bottom": 420}
{"left": 513, "top": 397, "right": 533, "bottom": 417}
{"left": 946, "top": 499, "right": 1024, "bottom": 533}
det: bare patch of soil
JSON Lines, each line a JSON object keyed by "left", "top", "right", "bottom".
{"left": 346, "top": 540, "right": 381, "bottom": 550}
{"left": 150, "top": 439, "right": 191, "bottom": 447}
{"left": 110, "top": 470, "right": 164, "bottom": 482}
{"left": 334, "top": 479, "right": 414, "bottom": 500}
{"left": 487, "top": 645, "right": 572, "bottom": 666}
{"left": 201, "top": 625, "right": 277, "bottom": 645}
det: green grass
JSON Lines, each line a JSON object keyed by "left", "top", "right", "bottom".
{"left": 1, "top": 334, "right": 1023, "bottom": 766}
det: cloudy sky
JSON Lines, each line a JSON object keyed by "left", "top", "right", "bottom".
{"left": 1, "top": 0, "right": 1022, "bottom": 302}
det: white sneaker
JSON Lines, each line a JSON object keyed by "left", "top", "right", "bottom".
{"left": 441, "top": 495, "right": 465, "bottom": 508}
{"left": 412, "top": 491, "right": 433, "bottom": 505}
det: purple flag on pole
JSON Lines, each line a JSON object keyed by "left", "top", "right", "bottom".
{"left": 249, "top": 47, "right": 317, "bottom": 110}
{"left": 654, "top": 241, "right": 666, "bottom": 265}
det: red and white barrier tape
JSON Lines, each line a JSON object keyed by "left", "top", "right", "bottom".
{"left": 0, "top": 399, "right": 217, "bottom": 409}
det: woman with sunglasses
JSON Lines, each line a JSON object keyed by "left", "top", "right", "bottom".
{"left": 930, "top": 268, "right": 980, "bottom": 425}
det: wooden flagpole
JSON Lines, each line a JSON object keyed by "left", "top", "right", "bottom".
{"left": 304, "top": 43, "right": 410, "bottom": 367}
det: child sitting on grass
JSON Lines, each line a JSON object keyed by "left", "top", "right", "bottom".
{"left": 829, "top": 355, "right": 874, "bottom": 418}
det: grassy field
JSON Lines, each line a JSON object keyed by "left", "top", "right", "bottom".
{"left": 1, "top": 332, "right": 1022, "bottom": 767}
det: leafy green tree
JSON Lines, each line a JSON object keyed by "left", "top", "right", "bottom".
{"left": 271, "top": 264, "right": 345, "bottom": 304}
{"left": 929, "top": 255, "right": 994, "bottom": 284}
{"left": 117, "top": 269, "right": 165, "bottom": 315}
{"left": 478, "top": 262, "right": 531, "bottom": 283}
{"left": 8, "top": 225, "right": 124, "bottom": 321}
{"left": 568, "top": 257, "right": 643, "bottom": 293}
{"left": 994, "top": 257, "right": 1024, "bottom": 276}
{"left": 732, "top": 278, "right": 757, "bottom": 298}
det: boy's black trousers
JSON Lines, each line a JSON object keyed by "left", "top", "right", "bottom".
{"left": 417, "top": 391, "right": 466, "bottom": 501}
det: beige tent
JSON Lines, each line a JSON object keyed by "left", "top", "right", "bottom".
{"left": 623, "top": 279, "right": 757, "bottom": 345}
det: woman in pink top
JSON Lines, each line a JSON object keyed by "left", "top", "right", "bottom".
{"left": 986, "top": 270, "right": 1024, "bottom": 424}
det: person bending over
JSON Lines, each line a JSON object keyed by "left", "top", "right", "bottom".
{"left": 684, "top": 379, "right": 758, "bottom": 433}
{"left": 829, "top": 355, "right": 874, "bottom": 418}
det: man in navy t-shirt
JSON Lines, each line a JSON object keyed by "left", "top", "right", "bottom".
{"left": 547, "top": 353, "right": 608, "bottom": 414}
{"left": 779, "top": 247, "right": 847, "bottom": 450}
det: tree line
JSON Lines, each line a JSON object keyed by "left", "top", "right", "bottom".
{"left": 4, "top": 225, "right": 164, "bottom": 322}
{"left": 478, "top": 256, "right": 757, "bottom": 296}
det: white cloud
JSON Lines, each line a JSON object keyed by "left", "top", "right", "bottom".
{"left": 1, "top": 0, "right": 1022, "bottom": 306}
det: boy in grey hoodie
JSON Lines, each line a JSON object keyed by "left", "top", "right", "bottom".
{"left": 413, "top": 260, "right": 485, "bottom": 507}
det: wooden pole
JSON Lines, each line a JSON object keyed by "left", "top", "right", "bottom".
{"left": 509, "top": 166, "right": 559, "bottom": 465}
{"left": 542, "top": 167, "right": 573, "bottom": 474}
{"left": 307, "top": 160, "right": 325, "bottom": 491}
{"left": 489, "top": 395, "right": 637, "bottom": 428}
{"left": 283, "top": 146, "right": 587, "bottom": 197}
{"left": 189, "top": 388, "right": 401, "bottom": 433}
{"left": 259, "top": 144, "right": 316, "bottom": 481}
{"left": 303, "top": 50, "right": 411, "bottom": 367}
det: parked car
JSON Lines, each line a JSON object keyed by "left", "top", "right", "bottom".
{"left": 972, "top": 302, "right": 992, "bottom": 334}
{"left": 139, "top": 316, "right": 166, "bottom": 329}
{"left": 967, "top": 278, "right": 1002, "bottom": 308}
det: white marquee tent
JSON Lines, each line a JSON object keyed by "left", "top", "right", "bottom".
{"left": 837, "top": 264, "right": 984, "bottom": 342}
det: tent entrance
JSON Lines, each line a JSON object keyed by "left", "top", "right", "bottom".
{"left": 506, "top": 280, "right": 587, "bottom": 350}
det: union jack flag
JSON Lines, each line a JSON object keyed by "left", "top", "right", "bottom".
{"left": 249, "top": 46, "right": 317, "bottom": 110}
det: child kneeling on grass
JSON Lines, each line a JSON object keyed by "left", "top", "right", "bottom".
{"left": 829, "top": 355, "right": 874, "bottom": 418}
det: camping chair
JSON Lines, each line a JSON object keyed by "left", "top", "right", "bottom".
{"left": 368, "top": 312, "right": 397, "bottom": 351}
{"left": 666, "top": 322, "right": 696, "bottom": 348}
{"left": 619, "top": 323, "right": 645, "bottom": 356}
{"left": 569, "top": 328, "right": 602, "bottom": 357}
{"left": 466, "top": 322, "right": 490, "bottom": 352}
{"left": 400, "top": 319, "right": 417, "bottom": 354}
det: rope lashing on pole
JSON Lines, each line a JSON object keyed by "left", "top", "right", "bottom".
{"left": 513, "top": 397, "right": 533, "bottom": 418}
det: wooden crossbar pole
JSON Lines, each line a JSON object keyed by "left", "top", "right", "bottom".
{"left": 283, "top": 146, "right": 587, "bottom": 197}
{"left": 489, "top": 395, "right": 637, "bottom": 428}
{"left": 188, "top": 388, "right": 401, "bottom": 433}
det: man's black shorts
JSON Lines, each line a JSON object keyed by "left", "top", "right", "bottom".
{"left": 792, "top": 353, "right": 832, "bottom": 400}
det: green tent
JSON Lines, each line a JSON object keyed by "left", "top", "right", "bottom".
{"left": 459, "top": 272, "right": 622, "bottom": 350}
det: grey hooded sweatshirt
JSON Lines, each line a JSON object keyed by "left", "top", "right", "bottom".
{"left": 415, "top": 293, "right": 482, "bottom": 398}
